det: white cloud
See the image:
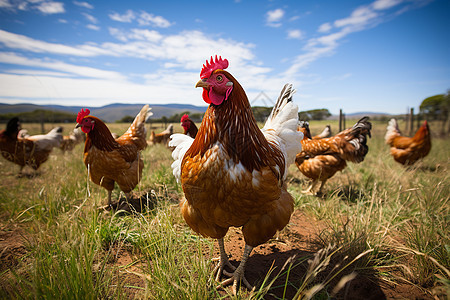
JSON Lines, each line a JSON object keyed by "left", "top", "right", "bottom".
{"left": 0, "top": 29, "right": 111, "bottom": 56}
{"left": 73, "top": 1, "right": 93, "bottom": 9}
{"left": 109, "top": 10, "right": 135, "bottom": 23}
{"left": 86, "top": 24, "right": 100, "bottom": 31}
{"left": 130, "top": 29, "right": 163, "bottom": 42}
{"left": 5, "top": 68, "right": 72, "bottom": 77}
{"left": 334, "top": 6, "right": 378, "bottom": 28}
{"left": 318, "top": 22, "right": 332, "bottom": 33}
{"left": 35, "top": 1, "right": 65, "bottom": 14}
{"left": 287, "top": 29, "right": 303, "bottom": 40}
{"left": 0, "top": 52, "right": 125, "bottom": 80}
{"left": 138, "top": 11, "right": 172, "bottom": 28}
{"left": 372, "top": 0, "right": 403, "bottom": 10}
{"left": 108, "top": 9, "right": 173, "bottom": 28}
{"left": 266, "top": 8, "right": 284, "bottom": 27}
{"left": 108, "top": 27, "right": 128, "bottom": 42}
{"left": 82, "top": 12, "right": 97, "bottom": 24}
{"left": 1, "top": 0, "right": 65, "bottom": 14}
{"left": 284, "top": 0, "right": 415, "bottom": 77}
{"left": 0, "top": 0, "right": 13, "bottom": 8}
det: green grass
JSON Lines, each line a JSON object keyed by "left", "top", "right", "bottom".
{"left": 0, "top": 120, "right": 448, "bottom": 299}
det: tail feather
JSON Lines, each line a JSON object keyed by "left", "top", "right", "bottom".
{"left": 169, "top": 133, "right": 194, "bottom": 182}
{"left": 265, "top": 84, "right": 296, "bottom": 124}
{"left": 261, "top": 83, "right": 303, "bottom": 176}
{"left": 385, "top": 118, "right": 400, "bottom": 145}
{"left": 117, "top": 105, "right": 153, "bottom": 150}
{"left": 341, "top": 117, "right": 372, "bottom": 163}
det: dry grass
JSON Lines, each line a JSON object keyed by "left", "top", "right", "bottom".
{"left": 0, "top": 119, "right": 448, "bottom": 299}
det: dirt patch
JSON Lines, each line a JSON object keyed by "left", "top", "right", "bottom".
{"left": 0, "top": 223, "right": 28, "bottom": 273}
{"left": 209, "top": 209, "right": 434, "bottom": 299}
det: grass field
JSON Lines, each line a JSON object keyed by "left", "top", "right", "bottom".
{"left": 0, "top": 119, "right": 448, "bottom": 299}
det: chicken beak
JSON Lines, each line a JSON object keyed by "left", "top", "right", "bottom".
{"left": 195, "top": 79, "right": 209, "bottom": 89}
{"left": 75, "top": 123, "right": 81, "bottom": 129}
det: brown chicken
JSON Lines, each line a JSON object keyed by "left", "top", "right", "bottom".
{"left": 76, "top": 105, "right": 152, "bottom": 207}
{"left": 180, "top": 114, "right": 198, "bottom": 138}
{"left": 313, "top": 125, "right": 332, "bottom": 139}
{"left": 0, "top": 118, "right": 62, "bottom": 175}
{"left": 296, "top": 117, "right": 372, "bottom": 195}
{"left": 385, "top": 118, "right": 431, "bottom": 165}
{"left": 147, "top": 124, "right": 173, "bottom": 146}
{"left": 169, "top": 56, "right": 302, "bottom": 294}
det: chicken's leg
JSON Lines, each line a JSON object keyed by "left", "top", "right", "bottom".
{"left": 302, "top": 179, "right": 318, "bottom": 195}
{"left": 212, "top": 238, "right": 236, "bottom": 281}
{"left": 217, "top": 244, "right": 253, "bottom": 295}
{"left": 107, "top": 190, "right": 112, "bottom": 206}
{"left": 317, "top": 179, "right": 327, "bottom": 195}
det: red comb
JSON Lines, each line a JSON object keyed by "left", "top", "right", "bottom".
{"left": 77, "top": 108, "right": 90, "bottom": 123}
{"left": 181, "top": 114, "right": 189, "bottom": 122}
{"left": 200, "top": 55, "right": 229, "bottom": 79}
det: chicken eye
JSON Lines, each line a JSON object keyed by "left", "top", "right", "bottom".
{"left": 216, "top": 75, "right": 223, "bottom": 82}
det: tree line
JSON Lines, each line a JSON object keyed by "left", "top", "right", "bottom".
{"left": 0, "top": 109, "right": 76, "bottom": 123}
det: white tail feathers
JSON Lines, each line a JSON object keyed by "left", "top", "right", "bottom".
{"left": 261, "top": 83, "right": 302, "bottom": 178}
{"left": 385, "top": 118, "right": 400, "bottom": 145}
{"left": 169, "top": 133, "right": 194, "bottom": 182}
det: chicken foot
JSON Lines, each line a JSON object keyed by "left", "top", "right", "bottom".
{"left": 216, "top": 243, "right": 253, "bottom": 295}
{"left": 212, "top": 238, "right": 236, "bottom": 281}
{"left": 302, "top": 179, "right": 318, "bottom": 195}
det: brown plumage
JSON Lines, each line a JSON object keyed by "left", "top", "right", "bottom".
{"left": 170, "top": 56, "right": 301, "bottom": 295}
{"left": 296, "top": 117, "right": 371, "bottom": 195}
{"left": 76, "top": 105, "right": 151, "bottom": 207}
{"left": 180, "top": 114, "right": 198, "bottom": 138}
{"left": 0, "top": 118, "right": 62, "bottom": 175}
{"left": 385, "top": 118, "right": 431, "bottom": 165}
{"left": 147, "top": 124, "right": 173, "bottom": 146}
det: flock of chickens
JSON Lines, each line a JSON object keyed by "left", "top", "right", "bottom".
{"left": 0, "top": 56, "right": 432, "bottom": 294}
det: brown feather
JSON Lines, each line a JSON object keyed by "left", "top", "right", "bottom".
{"left": 180, "top": 70, "right": 293, "bottom": 247}
{"left": 386, "top": 121, "right": 431, "bottom": 165}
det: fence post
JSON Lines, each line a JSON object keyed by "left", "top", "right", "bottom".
{"left": 40, "top": 111, "right": 45, "bottom": 134}
{"left": 405, "top": 107, "right": 409, "bottom": 133}
{"left": 409, "top": 108, "right": 414, "bottom": 136}
{"left": 339, "top": 109, "right": 343, "bottom": 132}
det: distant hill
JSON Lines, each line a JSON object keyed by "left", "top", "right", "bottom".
{"left": 0, "top": 103, "right": 208, "bottom": 122}
{"left": 327, "top": 111, "right": 393, "bottom": 120}
{"left": 0, "top": 103, "right": 395, "bottom": 123}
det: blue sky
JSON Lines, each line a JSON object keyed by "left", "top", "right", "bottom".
{"left": 0, "top": 0, "right": 448, "bottom": 115}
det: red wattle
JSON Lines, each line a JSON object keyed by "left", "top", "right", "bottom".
{"left": 202, "top": 89, "right": 211, "bottom": 104}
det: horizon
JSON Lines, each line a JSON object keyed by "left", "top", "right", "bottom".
{"left": 0, "top": 101, "right": 401, "bottom": 117}
{"left": 0, "top": 0, "right": 449, "bottom": 115}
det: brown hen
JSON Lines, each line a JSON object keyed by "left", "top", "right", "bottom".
{"left": 76, "top": 105, "right": 152, "bottom": 207}
{"left": 385, "top": 118, "right": 431, "bottom": 165}
{"left": 296, "top": 117, "right": 371, "bottom": 195}
{"left": 169, "top": 56, "right": 302, "bottom": 294}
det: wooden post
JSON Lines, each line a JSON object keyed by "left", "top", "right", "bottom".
{"left": 409, "top": 108, "right": 414, "bottom": 136}
{"left": 405, "top": 107, "right": 409, "bottom": 133}
{"left": 40, "top": 111, "right": 45, "bottom": 134}
{"left": 343, "top": 113, "right": 346, "bottom": 129}
{"left": 339, "top": 109, "right": 343, "bottom": 132}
